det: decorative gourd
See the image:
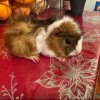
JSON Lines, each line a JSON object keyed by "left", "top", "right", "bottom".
{"left": 12, "top": 2, "right": 30, "bottom": 16}
{"left": 0, "top": 0, "right": 12, "bottom": 20}
{"left": 15, "top": 0, "right": 34, "bottom": 4}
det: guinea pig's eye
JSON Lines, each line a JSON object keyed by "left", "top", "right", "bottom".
{"left": 65, "top": 39, "right": 71, "bottom": 44}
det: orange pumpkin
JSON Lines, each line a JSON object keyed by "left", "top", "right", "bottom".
{"left": 0, "top": 0, "right": 12, "bottom": 20}
{"left": 12, "top": 2, "right": 30, "bottom": 16}
{"left": 15, "top": 0, "right": 34, "bottom": 4}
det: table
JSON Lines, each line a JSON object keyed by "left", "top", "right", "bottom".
{"left": 0, "top": 11, "right": 100, "bottom": 99}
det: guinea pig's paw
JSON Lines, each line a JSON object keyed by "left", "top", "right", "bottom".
{"left": 56, "top": 57, "right": 66, "bottom": 62}
{"left": 26, "top": 56, "right": 40, "bottom": 63}
{"left": 31, "top": 56, "right": 40, "bottom": 63}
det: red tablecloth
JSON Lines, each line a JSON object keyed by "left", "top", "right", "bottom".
{"left": 0, "top": 11, "right": 100, "bottom": 100}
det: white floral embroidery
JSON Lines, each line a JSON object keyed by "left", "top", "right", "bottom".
{"left": 84, "top": 15, "right": 100, "bottom": 25}
{"left": 35, "top": 55, "right": 98, "bottom": 99}
{"left": 83, "top": 29, "right": 100, "bottom": 43}
{"left": 1, "top": 72, "right": 24, "bottom": 100}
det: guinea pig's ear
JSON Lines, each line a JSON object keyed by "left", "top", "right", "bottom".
{"left": 54, "top": 26, "right": 66, "bottom": 37}
{"left": 55, "top": 28, "right": 64, "bottom": 37}
{"left": 58, "top": 23, "right": 65, "bottom": 31}
{"left": 50, "top": 27, "right": 61, "bottom": 37}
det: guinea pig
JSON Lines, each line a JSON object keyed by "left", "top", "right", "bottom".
{"left": 4, "top": 15, "right": 82, "bottom": 62}
{"left": 35, "top": 16, "right": 83, "bottom": 61}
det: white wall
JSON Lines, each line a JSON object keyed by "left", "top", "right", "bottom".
{"left": 84, "top": 0, "right": 96, "bottom": 11}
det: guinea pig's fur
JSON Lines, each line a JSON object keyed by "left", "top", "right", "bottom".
{"left": 4, "top": 17, "right": 39, "bottom": 60}
{"left": 36, "top": 16, "right": 83, "bottom": 60}
{"left": 4, "top": 16, "right": 83, "bottom": 62}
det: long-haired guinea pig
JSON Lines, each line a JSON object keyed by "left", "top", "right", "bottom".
{"left": 4, "top": 16, "right": 40, "bottom": 62}
{"left": 4, "top": 15, "right": 82, "bottom": 62}
{"left": 36, "top": 16, "right": 83, "bottom": 61}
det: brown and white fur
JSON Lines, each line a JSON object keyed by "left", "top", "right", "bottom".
{"left": 4, "top": 16, "right": 83, "bottom": 62}
{"left": 36, "top": 16, "right": 83, "bottom": 61}
{"left": 4, "top": 17, "right": 40, "bottom": 62}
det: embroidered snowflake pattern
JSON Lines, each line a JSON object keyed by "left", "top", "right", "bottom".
{"left": 35, "top": 55, "right": 98, "bottom": 99}
{"left": 84, "top": 15, "right": 100, "bottom": 25}
{"left": 83, "top": 29, "right": 100, "bottom": 43}
{"left": 82, "top": 29, "right": 100, "bottom": 55}
{"left": 1, "top": 72, "right": 24, "bottom": 100}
